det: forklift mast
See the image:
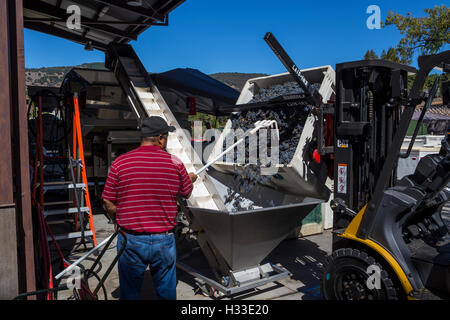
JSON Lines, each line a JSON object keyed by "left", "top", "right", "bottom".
{"left": 262, "top": 33, "right": 417, "bottom": 216}
{"left": 333, "top": 60, "right": 417, "bottom": 229}
{"left": 262, "top": 33, "right": 442, "bottom": 233}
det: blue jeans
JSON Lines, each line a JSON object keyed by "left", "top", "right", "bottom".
{"left": 116, "top": 232, "right": 177, "bottom": 300}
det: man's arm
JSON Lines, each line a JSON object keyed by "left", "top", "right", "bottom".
{"left": 177, "top": 161, "right": 195, "bottom": 198}
{"left": 103, "top": 199, "right": 117, "bottom": 221}
{"left": 102, "top": 164, "right": 119, "bottom": 228}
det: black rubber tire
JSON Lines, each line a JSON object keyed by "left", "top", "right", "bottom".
{"left": 321, "top": 248, "right": 403, "bottom": 300}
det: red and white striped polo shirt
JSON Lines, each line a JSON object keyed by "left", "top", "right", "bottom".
{"left": 102, "top": 145, "right": 193, "bottom": 233}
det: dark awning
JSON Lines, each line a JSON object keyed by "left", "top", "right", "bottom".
{"left": 151, "top": 68, "right": 240, "bottom": 114}
{"left": 60, "top": 67, "right": 239, "bottom": 117}
{"left": 23, "top": 0, "right": 185, "bottom": 51}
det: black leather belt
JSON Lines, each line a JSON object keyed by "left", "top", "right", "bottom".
{"left": 120, "top": 227, "right": 173, "bottom": 236}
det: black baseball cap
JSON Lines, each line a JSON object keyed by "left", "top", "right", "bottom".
{"left": 140, "top": 117, "right": 176, "bottom": 137}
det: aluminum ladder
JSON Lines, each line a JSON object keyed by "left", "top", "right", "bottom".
{"left": 32, "top": 94, "right": 97, "bottom": 253}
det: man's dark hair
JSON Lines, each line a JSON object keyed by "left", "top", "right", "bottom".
{"left": 142, "top": 134, "right": 168, "bottom": 143}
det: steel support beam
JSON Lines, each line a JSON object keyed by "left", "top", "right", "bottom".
{"left": 0, "top": 0, "right": 35, "bottom": 299}
{"left": 23, "top": 0, "right": 137, "bottom": 41}
{"left": 154, "top": 0, "right": 185, "bottom": 16}
{"left": 95, "top": 0, "right": 166, "bottom": 22}
{"left": 23, "top": 18, "right": 167, "bottom": 26}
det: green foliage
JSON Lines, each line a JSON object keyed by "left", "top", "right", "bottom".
{"left": 25, "top": 62, "right": 106, "bottom": 74}
{"left": 407, "top": 73, "right": 450, "bottom": 94}
{"left": 380, "top": 47, "right": 401, "bottom": 63}
{"left": 365, "top": 6, "right": 449, "bottom": 93}
{"left": 79, "top": 62, "right": 107, "bottom": 70}
{"left": 364, "top": 49, "right": 379, "bottom": 60}
{"left": 188, "top": 113, "right": 229, "bottom": 130}
{"left": 363, "top": 47, "right": 402, "bottom": 63}
{"left": 25, "top": 62, "right": 107, "bottom": 87}
{"left": 383, "top": 5, "right": 450, "bottom": 64}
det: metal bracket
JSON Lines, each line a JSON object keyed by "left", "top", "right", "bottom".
{"left": 317, "top": 105, "right": 335, "bottom": 156}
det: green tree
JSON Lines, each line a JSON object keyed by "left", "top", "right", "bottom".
{"left": 407, "top": 73, "right": 450, "bottom": 93}
{"left": 364, "top": 49, "right": 379, "bottom": 60}
{"left": 383, "top": 5, "right": 450, "bottom": 64}
{"left": 380, "top": 47, "right": 401, "bottom": 63}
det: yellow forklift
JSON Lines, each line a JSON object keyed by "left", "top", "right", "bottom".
{"left": 320, "top": 51, "right": 450, "bottom": 300}
{"left": 260, "top": 34, "right": 449, "bottom": 299}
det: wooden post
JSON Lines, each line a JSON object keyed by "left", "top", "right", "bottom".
{"left": 0, "top": 0, "right": 35, "bottom": 299}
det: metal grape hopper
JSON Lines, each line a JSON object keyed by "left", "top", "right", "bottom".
{"left": 103, "top": 33, "right": 332, "bottom": 298}
{"left": 176, "top": 33, "right": 332, "bottom": 297}
{"left": 177, "top": 200, "right": 322, "bottom": 297}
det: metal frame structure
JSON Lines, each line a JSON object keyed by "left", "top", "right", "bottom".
{"left": 331, "top": 60, "right": 417, "bottom": 230}
{"left": 176, "top": 261, "right": 291, "bottom": 297}
{"left": 14, "top": 230, "right": 127, "bottom": 300}
{"left": 23, "top": 0, "right": 186, "bottom": 51}
{"left": 358, "top": 51, "right": 450, "bottom": 239}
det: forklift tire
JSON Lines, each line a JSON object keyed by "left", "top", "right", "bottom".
{"left": 321, "top": 248, "right": 403, "bottom": 300}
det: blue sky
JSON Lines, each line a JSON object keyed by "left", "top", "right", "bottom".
{"left": 24, "top": 0, "right": 449, "bottom": 74}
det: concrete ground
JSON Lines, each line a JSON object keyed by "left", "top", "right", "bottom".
{"left": 53, "top": 213, "right": 332, "bottom": 300}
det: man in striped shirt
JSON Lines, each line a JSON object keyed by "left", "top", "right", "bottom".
{"left": 102, "top": 116, "right": 197, "bottom": 300}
